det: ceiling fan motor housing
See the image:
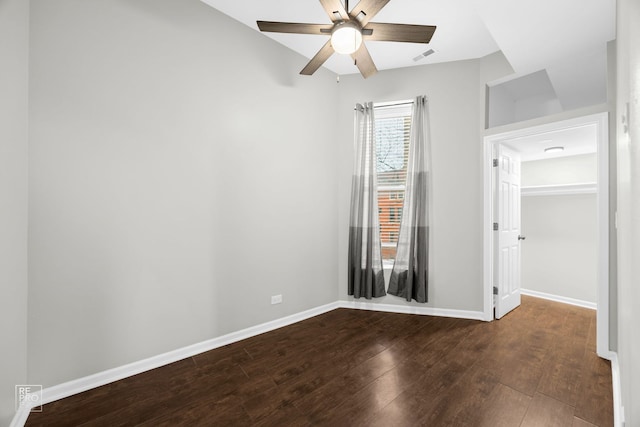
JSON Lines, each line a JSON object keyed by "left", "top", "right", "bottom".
{"left": 331, "top": 20, "right": 363, "bottom": 54}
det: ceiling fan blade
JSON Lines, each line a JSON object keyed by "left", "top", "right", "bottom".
{"left": 349, "top": 0, "right": 390, "bottom": 26}
{"left": 300, "top": 40, "right": 335, "bottom": 75}
{"left": 319, "top": 0, "right": 350, "bottom": 22}
{"left": 257, "top": 21, "right": 333, "bottom": 35}
{"left": 364, "top": 22, "right": 437, "bottom": 43}
{"left": 351, "top": 43, "right": 377, "bottom": 78}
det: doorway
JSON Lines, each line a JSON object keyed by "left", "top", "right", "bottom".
{"left": 482, "top": 112, "right": 611, "bottom": 359}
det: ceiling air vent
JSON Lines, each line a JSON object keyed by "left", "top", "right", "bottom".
{"left": 413, "top": 49, "right": 435, "bottom": 62}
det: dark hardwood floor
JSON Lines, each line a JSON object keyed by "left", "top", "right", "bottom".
{"left": 26, "top": 296, "right": 613, "bottom": 426}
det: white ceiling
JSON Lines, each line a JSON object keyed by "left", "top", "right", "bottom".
{"left": 502, "top": 123, "right": 598, "bottom": 162}
{"left": 472, "top": 0, "right": 614, "bottom": 76}
{"left": 200, "top": 0, "right": 500, "bottom": 74}
{"left": 200, "top": 0, "right": 615, "bottom": 77}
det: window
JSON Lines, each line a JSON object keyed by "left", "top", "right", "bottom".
{"left": 374, "top": 102, "right": 412, "bottom": 263}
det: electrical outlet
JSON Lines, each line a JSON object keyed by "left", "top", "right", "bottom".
{"left": 271, "top": 294, "right": 283, "bottom": 305}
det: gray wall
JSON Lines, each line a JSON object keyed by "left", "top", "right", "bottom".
{"left": 27, "top": 0, "right": 339, "bottom": 388}
{"left": 337, "top": 53, "right": 513, "bottom": 312}
{"left": 615, "top": 0, "right": 640, "bottom": 424}
{"left": 10, "top": 0, "right": 626, "bottom": 415}
{"left": 488, "top": 81, "right": 562, "bottom": 128}
{"left": 0, "top": 0, "right": 29, "bottom": 424}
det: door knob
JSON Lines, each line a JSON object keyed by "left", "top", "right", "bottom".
{"left": 518, "top": 235, "right": 526, "bottom": 241}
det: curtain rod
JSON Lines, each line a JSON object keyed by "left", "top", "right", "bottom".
{"left": 373, "top": 99, "right": 414, "bottom": 108}
{"left": 354, "top": 99, "right": 417, "bottom": 110}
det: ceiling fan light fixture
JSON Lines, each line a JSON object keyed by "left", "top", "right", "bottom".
{"left": 331, "top": 21, "right": 363, "bottom": 55}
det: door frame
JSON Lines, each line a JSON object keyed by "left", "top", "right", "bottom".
{"left": 482, "top": 112, "right": 611, "bottom": 359}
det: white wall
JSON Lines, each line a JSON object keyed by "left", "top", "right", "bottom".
{"left": 521, "top": 155, "right": 598, "bottom": 304}
{"left": 522, "top": 153, "right": 597, "bottom": 186}
{"left": 521, "top": 195, "right": 597, "bottom": 303}
{"left": 0, "top": 0, "right": 29, "bottom": 423}
{"left": 547, "top": 48, "right": 609, "bottom": 112}
{"left": 606, "top": 39, "right": 618, "bottom": 352}
{"left": 615, "top": 0, "right": 640, "bottom": 423}
{"left": 337, "top": 52, "right": 513, "bottom": 312}
{"left": 27, "top": 0, "right": 339, "bottom": 387}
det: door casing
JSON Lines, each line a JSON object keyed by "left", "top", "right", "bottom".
{"left": 482, "top": 112, "right": 611, "bottom": 359}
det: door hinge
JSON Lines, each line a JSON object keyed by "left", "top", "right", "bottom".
{"left": 493, "top": 286, "right": 498, "bottom": 295}
{"left": 493, "top": 222, "right": 499, "bottom": 231}
{"left": 493, "top": 159, "right": 499, "bottom": 167}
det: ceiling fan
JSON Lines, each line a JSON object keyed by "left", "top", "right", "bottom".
{"left": 257, "top": 0, "right": 437, "bottom": 79}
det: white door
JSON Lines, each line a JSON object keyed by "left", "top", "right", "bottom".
{"left": 495, "top": 145, "right": 522, "bottom": 319}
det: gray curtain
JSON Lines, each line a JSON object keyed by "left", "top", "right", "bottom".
{"left": 348, "top": 102, "right": 386, "bottom": 299}
{"left": 388, "top": 96, "right": 431, "bottom": 303}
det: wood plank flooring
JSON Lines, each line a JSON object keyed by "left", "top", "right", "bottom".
{"left": 25, "top": 296, "right": 613, "bottom": 426}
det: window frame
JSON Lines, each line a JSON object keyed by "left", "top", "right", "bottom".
{"left": 373, "top": 100, "right": 413, "bottom": 264}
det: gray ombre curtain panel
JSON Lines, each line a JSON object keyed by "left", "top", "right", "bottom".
{"left": 348, "top": 102, "right": 386, "bottom": 299}
{"left": 388, "top": 96, "right": 431, "bottom": 302}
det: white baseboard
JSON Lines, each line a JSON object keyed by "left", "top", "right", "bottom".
{"left": 609, "top": 352, "right": 623, "bottom": 427}
{"left": 339, "top": 300, "right": 486, "bottom": 321}
{"left": 6, "top": 299, "right": 508, "bottom": 427}
{"left": 521, "top": 289, "right": 597, "bottom": 310}
{"left": 9, "top": 405, "right": 31, "bottom": 427}
{"left": 10, "top": 301, "right": 340, "bottom": 427}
